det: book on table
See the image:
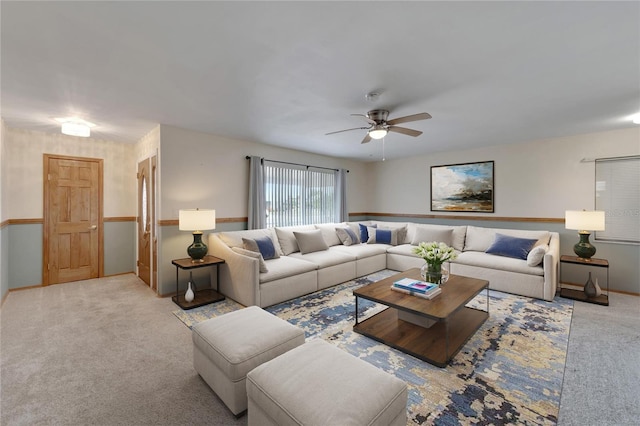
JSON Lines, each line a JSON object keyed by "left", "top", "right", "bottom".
{"left": 390, "top": 285, "right": 442, "bottom": 300}
{"left": 393, "top": 278, "right": 438, "bottom": 294}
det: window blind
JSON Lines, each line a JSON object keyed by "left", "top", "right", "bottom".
{"left": 264, "top": 161, "right": 336, "bottom": 227}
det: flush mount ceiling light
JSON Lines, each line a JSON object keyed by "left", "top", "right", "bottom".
{"left": 631, "top": 113, "right": 640, "bottom": 124}
{"left": 368, "top": 125, "right": 388, "bottom": 140}
{"left": 55, "top": 117, "right": 95, "bottom": 137}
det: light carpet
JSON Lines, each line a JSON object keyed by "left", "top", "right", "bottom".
{"left": 173, "top": 270, "right": 573, "bottom": 425}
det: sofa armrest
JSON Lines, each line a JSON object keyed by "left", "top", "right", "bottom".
{"left": 542, "top": 232, "right": 560, "bottom": 301}
{"left": 208, "top": 233, "right": 259, "bottom": 307}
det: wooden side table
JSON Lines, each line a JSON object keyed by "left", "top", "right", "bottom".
{"left": 559, "top": 255, "right": 609, "bottom": 306}
{"left": 172, "top": 255, "right": 226, "bottom": 310}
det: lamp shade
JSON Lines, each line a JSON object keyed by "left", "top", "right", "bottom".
{"left": 179, "top": 209, "right": 216, "bottom": 232}
{"left": 565, "top": 210, "right": 605, "bottom": 231}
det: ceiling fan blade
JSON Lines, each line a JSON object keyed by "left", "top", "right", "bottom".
{"left": 325, "top": 126, "right": 369, "bottom": 136}
{"left": 386, "top": 112, "right": 432, "bottom": 126}
{"left": 361, "top": 133, "right": 372, "bottom": 144}
{"left": 351, "top": 113, "right": 376, "bottom": 125}
{"left": 388, "top": 126, "right": 422, "bottom": 137}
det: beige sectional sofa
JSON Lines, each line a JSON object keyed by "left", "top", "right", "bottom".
{"left": 208, "top": 221, "right": 559, "bottom": 308}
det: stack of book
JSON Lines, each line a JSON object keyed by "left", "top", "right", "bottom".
{"left": 391, "top": 277, "right": 442, "bottom": 299}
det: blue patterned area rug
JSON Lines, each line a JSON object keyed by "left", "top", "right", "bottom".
{"left": 173, "top": 270, "right": 573, "bottom": 425}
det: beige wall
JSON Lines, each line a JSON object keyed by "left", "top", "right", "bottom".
{"left": 1, "top": 120, "right": 7, "bottom": 299}
{"left": 0, "top": 120, "right": 5, "bottom": 223}
{"left": 158, "top": 124, "right": 369, "bottom": 220}
{"left": 368, "top": 127, "right": 640, "bottom": 217}
{"left": 4, "top": 128, "right": 137, "bottom": 219}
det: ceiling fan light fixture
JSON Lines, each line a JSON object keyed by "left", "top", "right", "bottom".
{"left": 369, "top": 127, "right": 388, "bottom": 139}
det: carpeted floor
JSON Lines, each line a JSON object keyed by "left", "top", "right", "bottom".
{"left": 174, "top": 270, "right": 574, "bottom": 425}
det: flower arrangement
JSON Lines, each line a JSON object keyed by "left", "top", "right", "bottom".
{"left": 412, "top": 241, "right": 458, "bottom": 266}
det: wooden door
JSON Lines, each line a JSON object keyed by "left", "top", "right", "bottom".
{"left": 137, "top": 158, "right": 152, "bottom": 287}
{"left": 44, "top": 155, "right": 103, "bottom": 285}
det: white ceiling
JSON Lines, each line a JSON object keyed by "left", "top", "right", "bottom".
{"left": 2, "top": 1, "right": 639, "bottom": 162}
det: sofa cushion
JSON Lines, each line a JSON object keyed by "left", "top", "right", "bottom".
{"left": 314, "top": 223, "right": 343, "bottom": 247}
{"left": 275, "top": 225, "right": 316, "bottom": 255}
{"left": 218, "top": 229, "right": 283, "bottom": 255}
{"left": 243, "top": 236, "right": 280, "bottom": 260}
{"left": 455, "top": 251, "right": 544, "bottom": 276}
{"left": 293, "top": 230, "right": 329, "bottom": 254}
{"left": 527, "top": 244, "right": 548, "bottom": 267}
{"left": 289, "top": 247, "right": 357, "bottom": 268}
{"left": 359, "top": 223, "right": 376, "bottom": 243}
{"left": 231, "top": 247, "right": 269, "bottom": 273}
{"left": 366, "top": 226, "right": 402, "bottom": 246}
{"left": 371, "top": 221, "right": 410, "bottom": 243}
{"left": 410, "top": 226, "right": 453, "bottom": 246}
{"left": 335, "top": 227, "right": 360, "bottom": 246}
{"left": 259, "top": 256, "right": 318, "bottom": 284}
{"left": 406, "top": 223, "right": 467, "bottom": 251}
{"left": 464, "top": 226, "right": 551, "bottom": 252}
{"left": 486, "top": 233, "right": 537, "bottom": 260}
{"left": 333, "top": 243, "right": 388, "bottom": 259}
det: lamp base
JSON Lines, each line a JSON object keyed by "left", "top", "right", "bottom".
{"left": 573, "top": 231, "right": 596, "bottom": 260}
{"left": 187, "top": 232, "right": 208, "bottom": 262}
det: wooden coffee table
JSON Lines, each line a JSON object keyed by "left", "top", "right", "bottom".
{"left": 353, "top": 269, "right": 489, "bottom": 367}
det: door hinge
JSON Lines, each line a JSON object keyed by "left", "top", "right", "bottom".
{"left": 47, "top": 263, "right": 50, "bottom": 270}
{"left": 136, "top": 173, "right": 141, "bottom": 179}
{"left": 48, "top": 174, "right": 51, "bottom": 181}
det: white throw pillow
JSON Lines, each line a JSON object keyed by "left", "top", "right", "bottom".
{"left": 293, "top": 230, "right": 329, "bottom": 254}
{"left": 231, "top": 247, "right": 269, "bottom": 273}
{"left": 314, "top": 223, "right": 343, "bottom": 246}
{"left": 366, "top": 226, "right": 401, "bottom": 246}
{"left": 336, "top": 227, "right": 360, "bottom": 246}
{"left": 527, "top": 244, "right": 548, "bottom": 267}
{"left": 411, "top": 227, "right": 454, "bottom": 246}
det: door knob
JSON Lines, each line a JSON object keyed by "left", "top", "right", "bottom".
{"left": 89, "top": 225, "right": 97, "bottom": 230}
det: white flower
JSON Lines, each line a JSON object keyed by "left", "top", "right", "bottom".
{"left": 412, "top": 241, "right": 458, "bottom": 265}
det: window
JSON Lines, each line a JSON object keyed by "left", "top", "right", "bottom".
{"left": 264, "top": 161, "right": 336, "bottom": 227}
{"left": 595, "top": 156, "right": 640, "bottom": 244}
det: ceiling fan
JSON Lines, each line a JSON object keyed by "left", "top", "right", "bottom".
{"left": 326, "top": 109, "right": 432, "bottom": 144}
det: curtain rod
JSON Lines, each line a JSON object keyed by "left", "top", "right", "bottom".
{"left": 245, "top": 156, "right": 349, "bottom": 173}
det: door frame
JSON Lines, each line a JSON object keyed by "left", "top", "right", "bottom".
{"left": 43, "top": 154, "right": 104, "bottom": 286}
{"left": 136, "top": 154, "right": 158, "bottom": 291}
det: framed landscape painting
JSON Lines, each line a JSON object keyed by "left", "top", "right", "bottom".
{"left": 431, "top": 161, "right": 494, "bottom": 212}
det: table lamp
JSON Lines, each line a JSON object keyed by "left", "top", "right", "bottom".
{"left": 179, "top": 209, "right": 216, "bottom": 262}
{"left": 565, "top": 210, "right": 605, "bottom": 260}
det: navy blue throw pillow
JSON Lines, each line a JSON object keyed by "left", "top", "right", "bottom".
{"left": 242, "top": 236, "right": 279, "bottom": 260}
{"left": 486, "top": 233, "right": 537, "bottom": 260}
{"left": 359, "top": 223, "right": 376, "bottom": 243}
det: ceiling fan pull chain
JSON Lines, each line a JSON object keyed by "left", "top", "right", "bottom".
{"left": 382, "top": 136, "right": 386, "bottom": 161}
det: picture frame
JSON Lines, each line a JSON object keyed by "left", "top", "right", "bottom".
{"left": 431, "top": 161, "right": 494, "bottom": 212}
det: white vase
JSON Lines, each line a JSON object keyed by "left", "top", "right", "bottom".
{"left": 185, "top": 282, "right": 195, "bottom": 303}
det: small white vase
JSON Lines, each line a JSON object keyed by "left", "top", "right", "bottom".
{"left": 185, "top": 282, "right": 195, "bottom": 303}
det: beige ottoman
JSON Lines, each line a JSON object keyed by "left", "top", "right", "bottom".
{"left": 246, "top": 339, "right": 408, "bottom": 426}
{"left": 192, "top": 306, "right": 305, "bottom": 416}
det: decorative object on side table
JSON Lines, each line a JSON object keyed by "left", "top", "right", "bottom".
{"left": 179, "top": 208, "right": 216, "bottom": 262}
{"left": 185, "top": 282, "right": 195, "bottom": 302}
{"left": 565, "top": 210, "right": 605, "bottom": 260}
{"left": 412, "top": 241, "right": 457, "bottom": 285}
{"left": 583, "top": 272, "right": 602, "bottom": 298}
